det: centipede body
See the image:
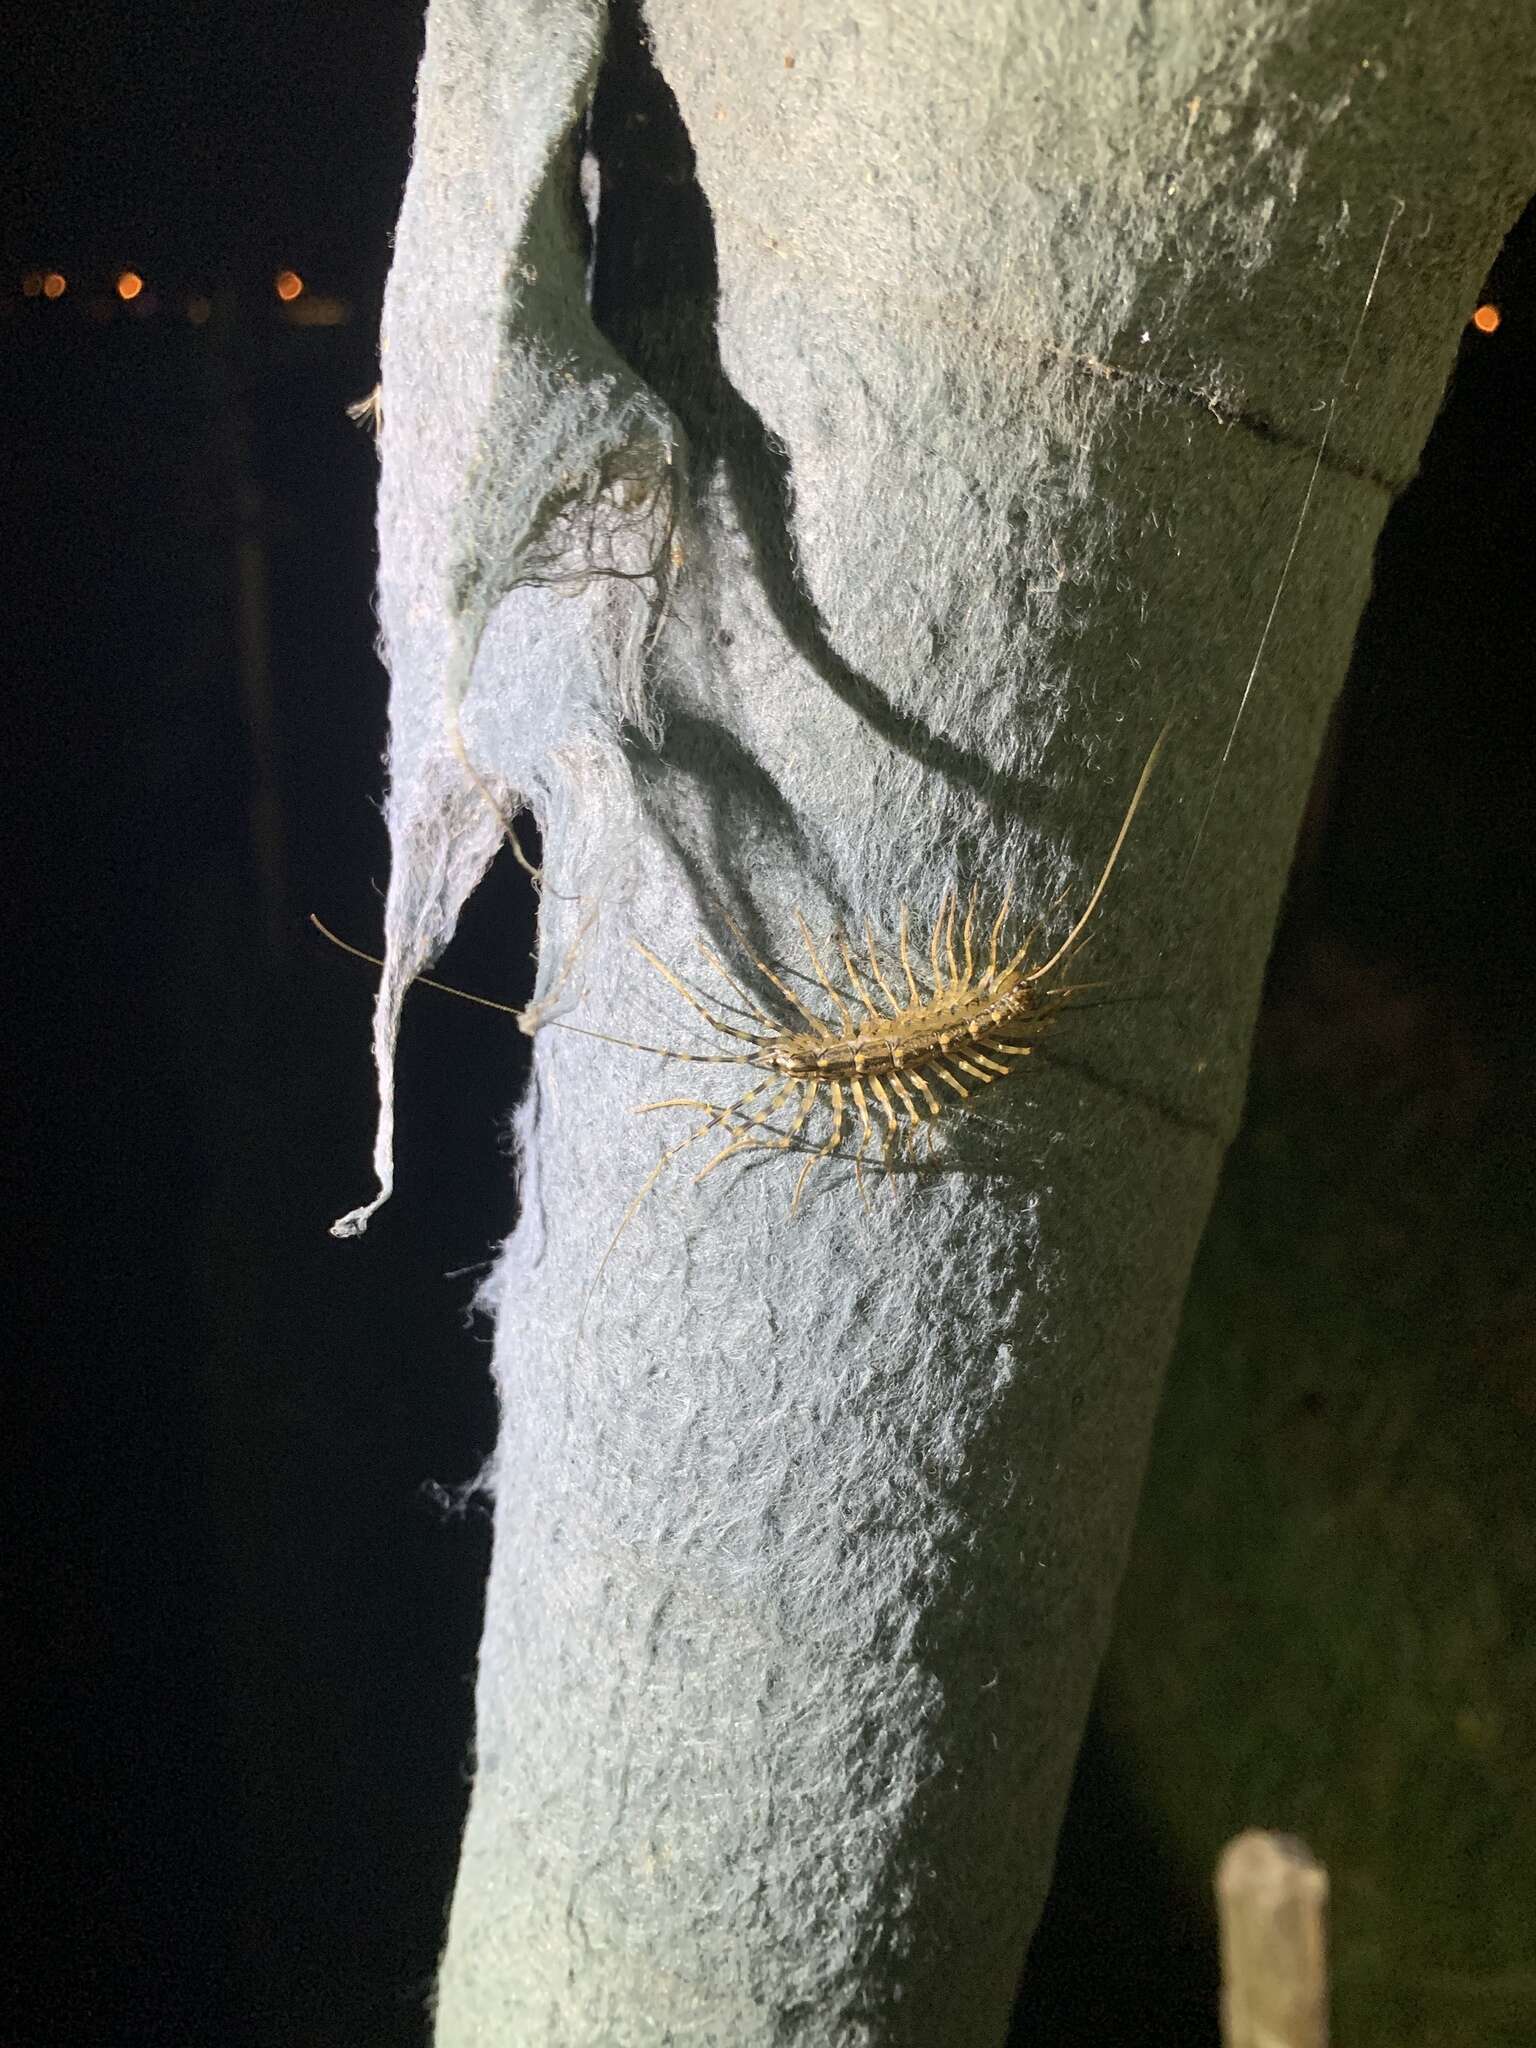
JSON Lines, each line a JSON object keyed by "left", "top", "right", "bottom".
{"left": 627, "top": 885, "right": 1062, "bottom": 1209}
{"left": 576, "top": 727, "right": 1167, "bottom": 1252}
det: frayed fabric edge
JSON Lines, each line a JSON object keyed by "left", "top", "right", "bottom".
{"left": 329, "top": 714, "right": 510, "bottom": 1238}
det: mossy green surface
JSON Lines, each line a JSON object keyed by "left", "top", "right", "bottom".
{"left": 1104, "top": 938, "right": 1536, "bottom": 2048}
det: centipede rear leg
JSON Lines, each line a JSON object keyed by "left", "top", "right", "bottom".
{"left": 692, "top": 1078, "right": 804, "bottom": 1183}
{"left": 849, "top": 1078, "right": 875, "bottom": 1212}
{"left": 693, "top": 1076, "right": 821, "bottom": 1187}
{"left": 790, "top": 1078, "right": 846, "bottom": 1217}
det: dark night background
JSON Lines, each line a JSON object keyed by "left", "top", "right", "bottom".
{"left": 8, "top": 9, "right": 1533, "bottom": 2045}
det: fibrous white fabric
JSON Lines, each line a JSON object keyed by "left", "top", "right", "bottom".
{"left": 340, "top": 1, "right": 1534, "bottom": 2040}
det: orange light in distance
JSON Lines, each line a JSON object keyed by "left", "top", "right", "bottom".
{"left": 274, "top": 269, "right": 304, "bottom": 302}
{"left": 1471, "top": 303, "right": 1501, "bottom": 335}
{"left": 116, "top": 270, "right": 144, "bottom": 302}
{"left": 43, "top": 272, "right": 67, "bottom": 300}
{"left": 21, "top": 271, "right": 43, "bottom": 297}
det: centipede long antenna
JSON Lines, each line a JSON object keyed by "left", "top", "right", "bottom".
{"left": 1184, "top": 196, "right": 1404, "bottom": 881}
{"left": 309, "top": 914, "right": 525, "bottom": 1018}
{"left": 1029, "top": 722, "right": 1170, "bottom": 984}
{"left": 548, "top": 1020, "right": 749, "bottom": 1064}
{"left": 312, "top": 912, "right": 739, "bottom": 1065}
{"left": 575, "top": 1083, "right": 776, "bottom": 1340}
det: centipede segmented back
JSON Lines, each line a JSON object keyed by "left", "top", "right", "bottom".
{"left": 559, "top": 728, "right": 1167, "bottom": 1297}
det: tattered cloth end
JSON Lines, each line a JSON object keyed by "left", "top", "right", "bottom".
{"left": 330, "top": 1171, "right": 395, "bottom": 1241}
{"left": 327, "top": 936, "right": 409, "bottom": 1239}
{"left": 330, "top": 754, "right": 509, "bottom": 1239}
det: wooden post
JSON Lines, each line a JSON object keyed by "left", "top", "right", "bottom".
{"left": 1216, "top": 1830, "right": 1330, "bottom": 2048}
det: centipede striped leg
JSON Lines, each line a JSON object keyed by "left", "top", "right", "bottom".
{"left": 790, "top": 1079, "right": 846, "bottom": 1216}
{"left": 849, "top": 1078, "right": 874, "bottom": 1209}
{"left": 692, "top": 1078, "right": 805, "bottom": 1182}
{"left": 631, "top": 941, "right": 773, "bottom": 1046}
{"left": 794, "top": 911, "right": 855, "bottom": 1036}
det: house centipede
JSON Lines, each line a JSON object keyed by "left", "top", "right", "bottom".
{"left": 551, "top": 727, "right": 1167, "bottom": 1298}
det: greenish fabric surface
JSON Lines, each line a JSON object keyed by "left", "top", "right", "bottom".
{"left": 1106, "top": 938, "right": 1536, "bottom": 2047}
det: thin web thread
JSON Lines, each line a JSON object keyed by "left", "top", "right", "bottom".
{"left": 1184, "top": 197, "right": 1404, "bottom": 880}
